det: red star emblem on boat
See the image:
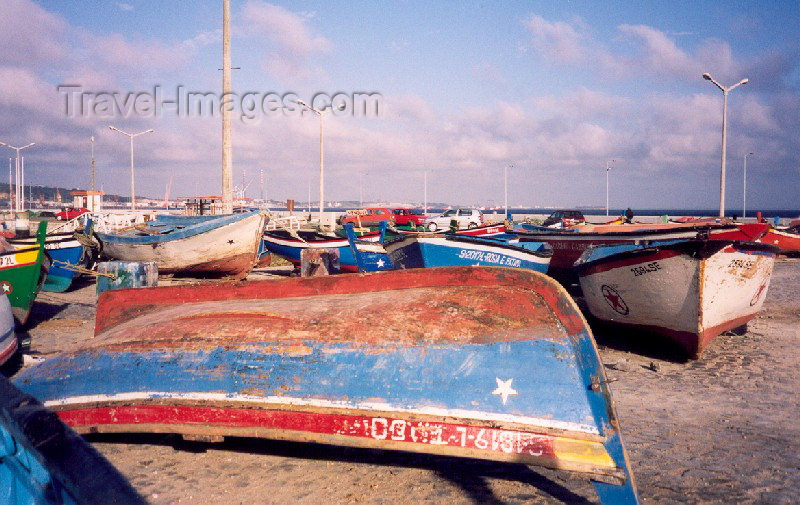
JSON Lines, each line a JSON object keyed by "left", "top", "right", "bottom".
{"left": 601, "top": 285, "right": 629, "bottom": 315}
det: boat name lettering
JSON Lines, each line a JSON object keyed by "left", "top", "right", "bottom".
{"left": 631, "top": 262, "right": 661, "bottom": 276}
{"left": 337, "top": 416, "right": 549, "bottom": 456}
{"left": 728, "top": 259, "right": 754, "bottom": 269}
{"left": 0, "top": 256, "right": 19, "bottom": 267}
{"left": 457, "top": 250, "right": 522, "bottom": 267}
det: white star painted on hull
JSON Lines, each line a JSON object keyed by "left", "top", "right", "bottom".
{"left": 491, "top": 377, "right": 518, "bottom": 405}
{"left": 377, "top": 258, "right": 386, "bottom": 268}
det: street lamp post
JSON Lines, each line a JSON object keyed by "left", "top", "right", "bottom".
{"left": 0, "top": 141, "right": 35, "bottom": 212}
{"left": 743, "top": 152, "right": 753, "bottom": 218}
{"left": 297, "top": 100, "right": 325, "bottom": 218}
{"left": 702, "top": 72, "right": 748, "bottom": 218}
{"left": 90, "top": 136, "right": 96, "bottom": 192}
{"left": 605, "top": 159, "right": 615, "bottom": 216}
{"left": 108, "top": 127, "right": 154, "bottom": 211}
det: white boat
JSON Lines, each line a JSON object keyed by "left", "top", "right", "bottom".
{"left": 96, "top": 211, "right": 266, "bottom": 278}
{"left": 574, "top": 239, "right": 778, "bottom": 357}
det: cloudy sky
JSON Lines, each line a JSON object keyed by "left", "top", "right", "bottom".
{"left": 1, "top": 0, "right": 798, "bottom": 210}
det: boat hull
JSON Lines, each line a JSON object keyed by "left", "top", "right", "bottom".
{"left": 0, "top": 222, "right": 49, "bottom": 326}
{"left": 576, "top": 240, "right": 777, "bottom": 357}
{"left": 262, "top": 230, "right": 377, "bottom": 273}
{"left": 515, "top": 222, "right": 769, "bottom": 280}
{"left": 97, "top": 212, "right": 265, "bottom": 278}
{"left": 0, "top": 294, "right": 16, "bottom": 367}
{"left": 759, "top": 228, "right": 800, "bottom": 255}
{"left": 386, "top": 235, "right": 551, "bottom": 273}
{"left": 15, "top": 267, "right": 638, "bottom": 502}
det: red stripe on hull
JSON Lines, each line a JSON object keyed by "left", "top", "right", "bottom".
{"left": 0, "top": 336, "right": 17, "bottom": 365}
{"left": 596, "top": 311, "right": 759, "bottom": 358}
{"left": 761, "top": 230, "right": 800, "bottom": 254}
{"left": 57, "top": 405, "right": 566, "bottom": 464}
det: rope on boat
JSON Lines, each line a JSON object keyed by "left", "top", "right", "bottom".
{"left": 51, "top": 260, "right": 116, "bottom": 280}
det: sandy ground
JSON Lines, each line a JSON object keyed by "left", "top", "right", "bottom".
{"left": 7, "top": 258, "right": 799, "bottom": 504}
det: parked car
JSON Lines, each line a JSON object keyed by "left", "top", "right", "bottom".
{"left": 541, "top": 210, "right": 585, "bottom": 228}
{"left": 424, "top": 209, "right": 483, "bottom": 231}
{"left": 339, "top": 208, "right": 394, "bottom": 226}
{"left": 55, "top": 207, "right": 89, "bottom": 221}
{"left": 390, "top": 208, "right": 426, "bottom": 227}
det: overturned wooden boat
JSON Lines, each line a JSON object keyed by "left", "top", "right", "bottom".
{"left": 385, "top": 232, "right": 552, "bottom": 273}
{"left": 95, "top": 211, "right": 266, "bottom": 278}
{"left": 0, "top": 375, "right": 145, "bottom": 504}
{"left": 575, "top": 240, "right": 778, "bottom": 357}
{"left": 0, "top": 221, "right": 50, "bottom": 326}
{"left": 15, "top": 267, "right": 638, "bottom": 503}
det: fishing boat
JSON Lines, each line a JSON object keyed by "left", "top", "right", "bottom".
{"left": 14, "top": 267, "right": 639, "bottom": 504}
{"left": 758, "top": 226, "right": 800, "bottom": 256}
{"left": 261, "top": 229, "right": 382, "bottom": 273}
{"left": 514, "top": 221, "right": 769, "bottom": 281}
{"left": 0, "top": 375, "right": 145, "bottom": 504}
{"left": 95, "top": 211, "right": 266, "bottom": 278}
{"left": 8, "top": 219, "right": 94, "bottom": 292}
{"left": 0, "top": 221, "right": 50, "bottom": 326}
{"left": 574, "top": 239, "right": 778, "bottom": 357}
{"left": 343, "top": 223, "right": 393, "bottom": 272}
{"left": 385, "top": 232, "right": 552, "bottom": 273}
{"left": 0, "top": 293, "right": 17, "bottom": 367}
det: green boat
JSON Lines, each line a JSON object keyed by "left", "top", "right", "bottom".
{"left": 0, "top": 221, "right": 50, "bottom": 325}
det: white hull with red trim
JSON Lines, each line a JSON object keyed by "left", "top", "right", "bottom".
{"left": 575, "top": 240, "right": 777, "bottom": 357}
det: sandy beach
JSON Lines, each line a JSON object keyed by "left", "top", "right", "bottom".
{"left": 9, "top": 258, "right": 799, "bottom": 504}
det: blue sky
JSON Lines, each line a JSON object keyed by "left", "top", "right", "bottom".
{"left": 1, "top": 0, "right": 798, "bottom": 210}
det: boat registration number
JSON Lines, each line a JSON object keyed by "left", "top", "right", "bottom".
{"left": 630, "top": 261, "right": 661, "bottom": 276}
{"left": 338, "top": 416, "right": 552, "bottom": 457}
{"left": 458, "top": 250, "right": 522, "bottom": 268}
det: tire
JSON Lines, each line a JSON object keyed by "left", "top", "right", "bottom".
{"left": 427, "top": 222, "right": 438, "bottom": 232}
{"left": 468, "top": 222, "right": 477, "bottom": 229}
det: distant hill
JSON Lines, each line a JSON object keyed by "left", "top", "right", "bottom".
{"left": 0, "top": 183, "right": 131, "bottom": 204}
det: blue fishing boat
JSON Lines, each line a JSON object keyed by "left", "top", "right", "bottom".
{"left": 95, "top": 211, "right": 266, "bottom": 278}
{"left": 14, "top": 267, "right": 638, "bottom": 504}
{"left": 343, "top": 223, "right": 393, "bottom": 272}
{"left": 0, "top": 375, "right": 145, "bottom": 504}
{"left": 8, "top": 219, "right": 94, "bottom": 293}
{"left": 261, "top": 228, "right": 382, "bottom": 273}
{"left": 384, "top": 232, "right": 552, "bottom": 273}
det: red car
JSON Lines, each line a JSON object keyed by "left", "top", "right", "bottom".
{"left": 55, "top": 207, "right": 89, "bottom": 220}
{"left": 340, "top": 208, "right": 394, "bottom": 226}
{"left": 390, "top": 208, "right": 426, "bottom": 226}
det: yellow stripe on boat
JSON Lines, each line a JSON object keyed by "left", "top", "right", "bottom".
{"left": 553, "top": 437, "right": 616, "bottom": 468}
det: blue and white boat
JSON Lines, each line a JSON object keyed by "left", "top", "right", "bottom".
{"left": 8, "top": 219, "right": 94, "bottom": 293}
{"left": 261, "top": 228, "right": 384, "bottom": 273}
{"left": 95, "top": 211, "right": 266, "bottom": 278}
{"left": 343, "top": 223, "right": 393, "bottom": 272}
{"left": 385, "top": 232, "right": 552, "bottom": 273}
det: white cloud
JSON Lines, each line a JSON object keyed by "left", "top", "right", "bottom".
{"left": 117, "top": 2, "right": 134, "bottom": 12}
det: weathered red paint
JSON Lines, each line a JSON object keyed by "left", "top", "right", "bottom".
{"left": 95, "top": 267, "right": 590, "bottom": 340}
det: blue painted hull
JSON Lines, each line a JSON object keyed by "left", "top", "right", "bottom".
{"left": 385, "top": 234, "right": 552, "bottom": 273}
{"left": 13, "top": 268, "right": 638, "bottom": 503}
